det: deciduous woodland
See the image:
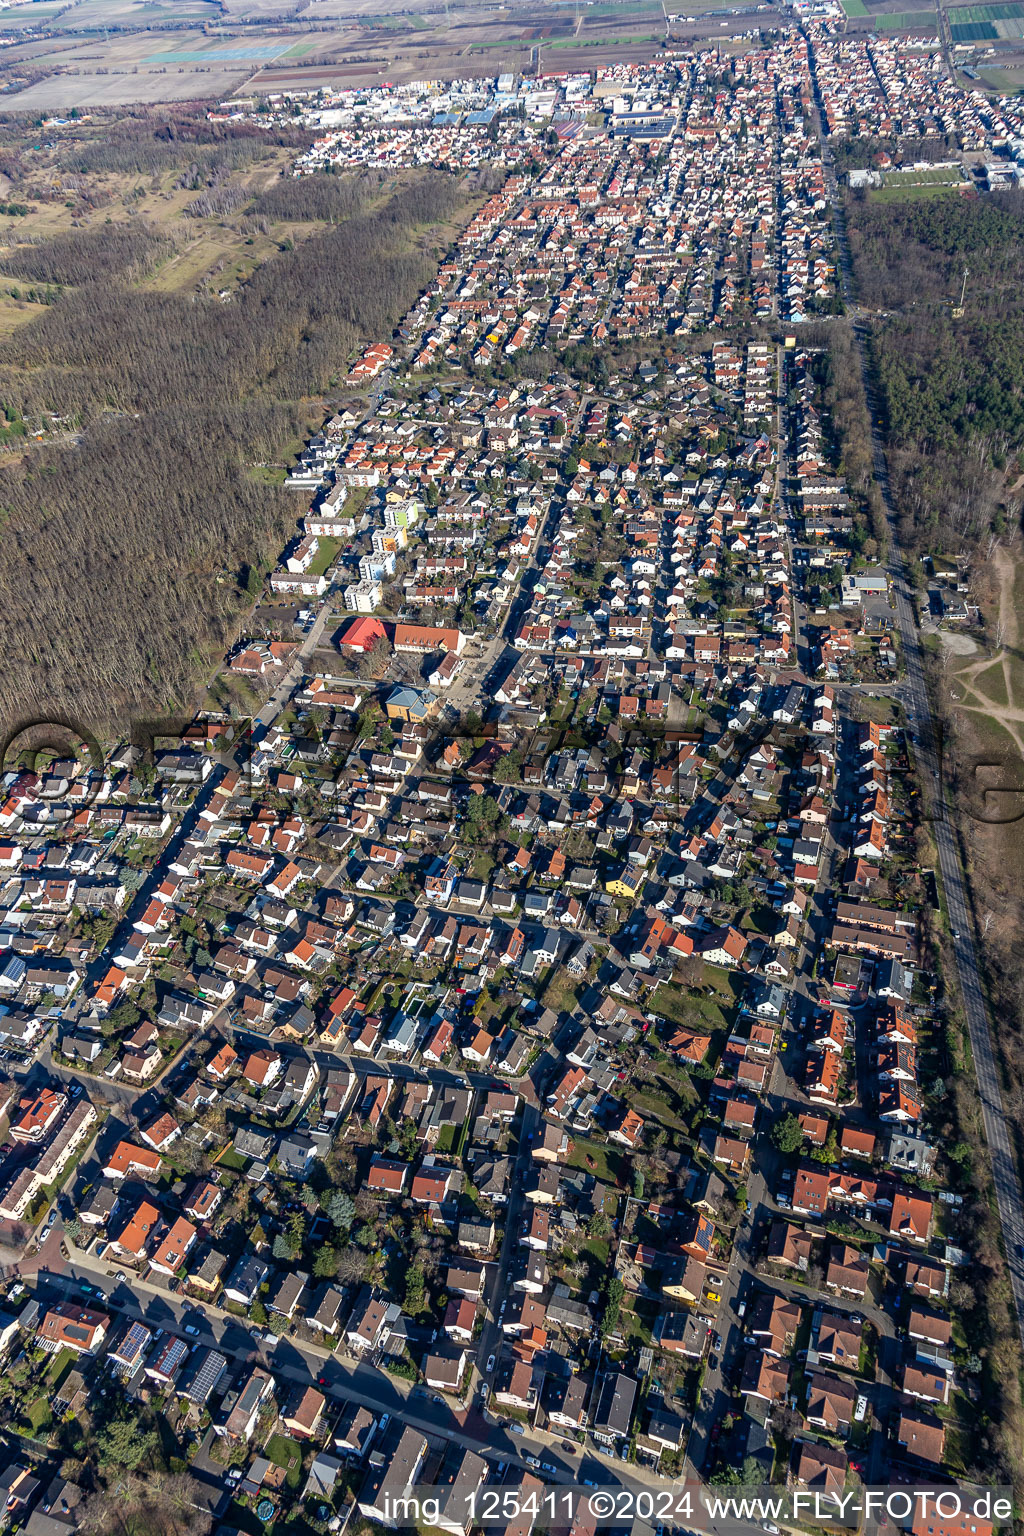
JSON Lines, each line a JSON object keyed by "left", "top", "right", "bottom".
{"left": 0, "top": 167, "right": 462, "bottom": 731}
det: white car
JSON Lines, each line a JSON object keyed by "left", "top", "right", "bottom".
{"left": 485, "top": 1354, "right": 495, "bottom": 1374}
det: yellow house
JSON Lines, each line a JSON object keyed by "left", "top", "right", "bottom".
{"left": 605, "top": 871, "right": 641, "bottom": 899}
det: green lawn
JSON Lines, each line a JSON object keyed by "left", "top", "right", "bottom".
{"left": 568, "top": 1136, "right": 628, "bottom": 1188}
{"left": 841, "top": 0, "right": 869, "bottom": 14}
{"left": 649, "top": 980, "right": 731, "bottom": 1035}
{"left": 22, "top": 1397, "right": 52, "bottom": 1437}
{"left": 308, "top": 536, "right": 341, "bottom": 578}
{"left": 631, "top": 1079, "right": 696, "bottom": 1135}
{"left": 265, "top": 1433, "right": 303, "bottom": 1490}
{"left": 435, "top": 1124, "right": 457, "bottom": 1154}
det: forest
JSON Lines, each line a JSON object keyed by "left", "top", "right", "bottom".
{"left": 847, "top": 188, "right": 1024, "bottom": 553}
{"left": 0, "top": 164, "right": 464, "bottom": 732}
{"left": 0, "top": 221, "right": 173, "bottom": 285}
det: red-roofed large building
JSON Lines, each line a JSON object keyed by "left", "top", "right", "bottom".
{"left": 392, "top": 623, "right": 466, "bottom": 656}
{"left": 338, "top": 616, "right": 387, "bottom": 653}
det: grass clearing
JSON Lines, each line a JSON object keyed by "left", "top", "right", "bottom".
{"left": 649, "top": 979, "right": 732, "bottom": 1034}
{"left": 568, "top": 1135, "right": 628, "bottom": 1188}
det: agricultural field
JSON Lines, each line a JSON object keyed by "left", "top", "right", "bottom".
{"left": 0, "top": 0, "right": 718, "bottom": 103}
{"left": 877, "top": 9, "right": 938, "bottom": 24}
{"left": 949, "top": 0, "right": 1024, "bottom": 38}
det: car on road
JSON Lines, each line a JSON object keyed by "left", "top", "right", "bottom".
{"left": 510, "top": 1423, "right": 525, "bottom": 1436}
{"left": 712, "top": 1332, "right": 723, "bottom": 1350}
{"left": 952, "top": 929, "right": 960, "bottom": 939}
{"left": 541, "top": 1462, "right": 557, "bottom": 1475}
{"left": 432, "top": 1395, "right": 445, "bottom": 1406}
{"left": 486, "top": 1354, "right": 495, "bottom": 1373}
{"left": 562, "top": 1441, "right": 578, "bottom": 1454}
{"left": 524, "top": 1456, "right": 540, "bottom": 1469}
{"left": 184, "top": 1324, "right": 201, "bottom": 1337}
{"left": 708, "top": 1354, "right": 718, "bottom": 1370}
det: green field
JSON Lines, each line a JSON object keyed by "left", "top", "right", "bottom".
{"left": 950, "top": 18, "right": 999, "bottom": 36}
{"left": 869, "top": 181, "right": 962, "bottom": 201}
{"left": 882, "top": 165, "right": 964, "bottom": 184}
{"left": 949, "top": 0, "right": 1024, "bottom": 19}
{"left": 878, "top": 10, "right": 939, "bottom": 26}
{"left": 842, "top": 0, "right": 870, "bottom": 15}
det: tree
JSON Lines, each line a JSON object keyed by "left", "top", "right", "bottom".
{"left": 771, "top": 1112, "right": 804, "bottom": 1155}
{"left": 811, "top": 1128, "right": 839, "bottom": 1165}
{"left": 336, "top": 1245, "right": 369, "bottom": 1285}
{"left": 599, "top": 1276, "right": 625, "bottom": 1340}
{"left": 97, "top": 1417, "right": 159, "bottom": 1472}
{"left": 326, "top": 1191, "right": 356, "bottom": 1231}
{"left": 314, "top": 1244, "right": 341, "bottom": 1279}
{"left": 405, "top": 1263, "right": 427, "bottom": 1316}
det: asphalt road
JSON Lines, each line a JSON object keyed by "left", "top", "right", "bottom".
{"left": 26, "top": 1243, "right": 672, "bottom": 1505}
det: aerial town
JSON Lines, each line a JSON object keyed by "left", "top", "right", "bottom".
{"left": 0, "top": 19, "right": 1019, "bottom": 1536}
